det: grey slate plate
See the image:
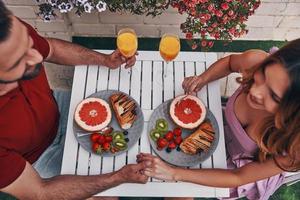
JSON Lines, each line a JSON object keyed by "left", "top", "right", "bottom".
{"left": 73, "top": 90, "right": 144, "bottom": 157}
{"left": 148, "top": 100, "right": 219, "bottom": 167}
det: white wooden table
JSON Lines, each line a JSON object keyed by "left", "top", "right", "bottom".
{"left": 61, "top": 50, "right": 229, "bottom": 198}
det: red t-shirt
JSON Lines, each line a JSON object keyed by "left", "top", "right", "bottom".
{"left": 0, "top": 21, "right": 59, "bottom": 188}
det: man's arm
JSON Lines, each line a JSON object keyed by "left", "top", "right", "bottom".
{"left": 1, "top": 161, "right": 147, "bottom": 200}
{"left": 45, "top": 38, "right": 136, "bottom": 69}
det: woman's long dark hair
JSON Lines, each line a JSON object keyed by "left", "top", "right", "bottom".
{"left": 239, "top": 39, "right": 300, "bottom": 171}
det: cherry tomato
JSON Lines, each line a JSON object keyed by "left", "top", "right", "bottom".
{"left": 173, "top": 128, "right": 182, "bottom": 137}
{"left": 157, "top": 138, "right": 168, "bottom": 149}
{"left": 164, "top": 131, "right": 174, "bottom": 141}
{"left": 174, "top": 136, "right": 183, "bottom": 145}
{"left": 104, "top": 135, "right": 113, "bottom": 143}
{"left": 102, "top": 142, "right": 111, "bottom": 151}
{"left": 97, "top": 135, "right": 106, "bottom": 144}
{"left": 168, "top": 141, "right": 176, "bottom": 149}
{"left": 90, "top": 133, "right": 101, "bottom": 143}
{"left": 92, "top": 143, "right": 102, "bottom": 154}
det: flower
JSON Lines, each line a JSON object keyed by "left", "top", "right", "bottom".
{"left": 96, "top": 1, "right": 106, "bottom": 12}
{"left": 58, "top": 2, "right": 73, "bottom": 13}
{"left": 172, "top": 0, "right": 261, "bottom": 48}
{"left": 35, "top": 0, "right": 260, "bottom": 50}
{"left": 83, "top": 2, "right": 93, "bottom": 13}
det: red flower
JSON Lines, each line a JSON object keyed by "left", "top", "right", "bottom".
{"left": 208, "top": 41, "right": 214, "bottom": 48}
{"left": 171, "top": 0, "right": 261, "bottom": 49}
{"left": 221, "top": 3, "right": 229, "bottom": 10}
{"left": 186, "top": 32, "right": 193, "bottom": 40}
{"left": 201, "top": 40, "right": 207, "bottom": 47}
{"left": 215, "top": 10, "right": 223, "bottom": 17}
{"left": 192, "top": 43, "right": 198, "bottom": 50}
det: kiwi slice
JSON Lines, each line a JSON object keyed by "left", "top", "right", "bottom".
{"left": 155, "top": 118, "right": 168, "bottom": 132}
{"left": 150, "top": 129, "right": 162, "bottom": 142}
{"left": 113, "top": 139, "right": 128, "bottom": 151}
{"left": 113, "top": 131, "right": 125, "bottom": 141}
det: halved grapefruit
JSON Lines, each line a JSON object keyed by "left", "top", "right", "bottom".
{"left": 74, "top": 97, "right": 112, "bottom": 132}
{"left": 170, "top": 95, "right": 206, "bottom": 129}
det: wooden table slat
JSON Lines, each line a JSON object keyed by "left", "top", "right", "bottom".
{"left": 61, "top": 66, "right": 87, "bottom": 174}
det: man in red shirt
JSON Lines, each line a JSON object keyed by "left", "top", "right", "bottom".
{"left": 0, "top": 2, "right": 148, "bottom": 199}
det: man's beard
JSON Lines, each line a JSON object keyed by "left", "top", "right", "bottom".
{"left": 0, "top": 63, "right": 43, "bottom": 84}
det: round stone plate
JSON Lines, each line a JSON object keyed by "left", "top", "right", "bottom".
{"left": 148, "top": 100, "right": 219, "bottom": 167}
{"left": 73, "top": 90, "right": 144, "bottom": 157}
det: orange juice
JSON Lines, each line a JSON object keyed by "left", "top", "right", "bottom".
{"left": 117, "top": 31, "right": 138, "bottom": 58}
{"left": 159, "top": 35, "right": 180, "bottom": 62}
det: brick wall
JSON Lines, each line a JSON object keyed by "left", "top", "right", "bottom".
{"left": 3, "top": 0, "right": 300, "bottom": 90}
{"left": 5, "top": 0, "right": 300, "bottom": 41}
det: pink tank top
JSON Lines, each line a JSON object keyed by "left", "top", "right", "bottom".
{"left": 224, "top": 86, "right": 257, "bottom": 156}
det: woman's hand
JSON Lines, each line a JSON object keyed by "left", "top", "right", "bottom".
{"left": 136, "top": 153, "right": 177, "bottom": 181}
{"left": 182, "top": 75, "right": 206, "bottom": 95}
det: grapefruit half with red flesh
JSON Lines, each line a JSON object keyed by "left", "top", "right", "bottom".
{"left": 74, "top": 97, "right": 112, "bottom": 132}
{"left": 170, "top": 95, "right": 206, "bottom": 129}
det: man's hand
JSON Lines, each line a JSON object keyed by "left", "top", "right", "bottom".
{"left": 105, "top": 49, "right": 137, "bottom": 69}
{"left": 117, "top": 162, "right": 148, "bottom": 184}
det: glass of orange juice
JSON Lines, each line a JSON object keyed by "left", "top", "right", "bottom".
{"left": 117, "top": 28, "right": 138, "bottom": 58}
{"left": 159, "top": 33, "right": 180, "bottom": 77}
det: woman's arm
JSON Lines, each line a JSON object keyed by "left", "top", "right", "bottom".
{"left": 182, "top": 50, "right": 268, "bottom": 94}
{"left": 45, "top": 38, "right": 136, "bottom": 69}
{"left": 137, "top": 153, "right": 283, "bottom": 188}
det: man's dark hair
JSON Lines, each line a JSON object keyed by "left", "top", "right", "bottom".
{"left": 0, "top": 0, "right": 12, "bottom": 42}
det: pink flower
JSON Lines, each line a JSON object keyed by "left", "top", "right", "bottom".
{"left": 192, "top": 43, "right": 198, "bottom": 50}
{"left": 201, "top": 40, "right": 207, "bottom": 47}
{"left": 221, "top": 3, "right": 229, "bottom": 10}
{"left": 186, "top": 32, "right": 193, "bottom": 40}
{"left": 207, "top": 4, "right": 215, "bottom": 12}
{"left": 215, "top": 10, "right": 223, "bottom": 17}
{"left": 208, "top": 41, "right": 214, "bottom": 48}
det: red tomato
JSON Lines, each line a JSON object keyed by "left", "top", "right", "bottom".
{"left": 92, "top": 143, "right": 102, "bottom": 154}
{"left": 104, "top": 135, "right": 113, "bottom": 143}
{"left": 164, "top": 131, "right": 174, "bottom": 141}
{"left": 174, "top": 136, "right": 183, "bottom": 145}
{"left": 90, "top": 133, "right": 101, "bottom": 143}
{"left": 102, "top": 142, "right": 111, "bottom": 151}
{"left": 97, "top": 135, "right": 106, "bottom": 144}
{"left": 168, "top": 141, "right": 176, "bottom": 149}
{"left": 173, "top": 128, "right": 182, "bottom": 137}
{"left": 157, "top": 138, "right": 168, "bottom": 149}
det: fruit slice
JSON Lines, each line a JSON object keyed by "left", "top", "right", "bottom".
{"left": 113, "top": 131, "right": 125, "bottom": 141}
{"left": 150, "top": 129, "right": 161, "bottom": 142}
{"left": 170, "top": 95, "right": 206, "bottom": 129}
{"left": 74, "top": 97, "right": 112, "bottom": 132}
{"left": 113, "top": 139, "right": 128, "bottom": 151}
{"left": 155, "top": 119, "right": 168, "bottom": 132}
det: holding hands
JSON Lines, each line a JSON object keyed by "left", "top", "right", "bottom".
{"left": 117, "top": 162, "right": 149, "bottom": 184}
{"left": 136, "top": 153, "right": 177, "bottom": 182}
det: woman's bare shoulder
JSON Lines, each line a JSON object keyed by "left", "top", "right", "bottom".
{"left": 230, "top": 49, "right": 269, "bottom": 72}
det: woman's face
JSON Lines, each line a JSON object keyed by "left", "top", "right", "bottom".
{"left": 247, "top": 62, "right": 290, "bottom": 114}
